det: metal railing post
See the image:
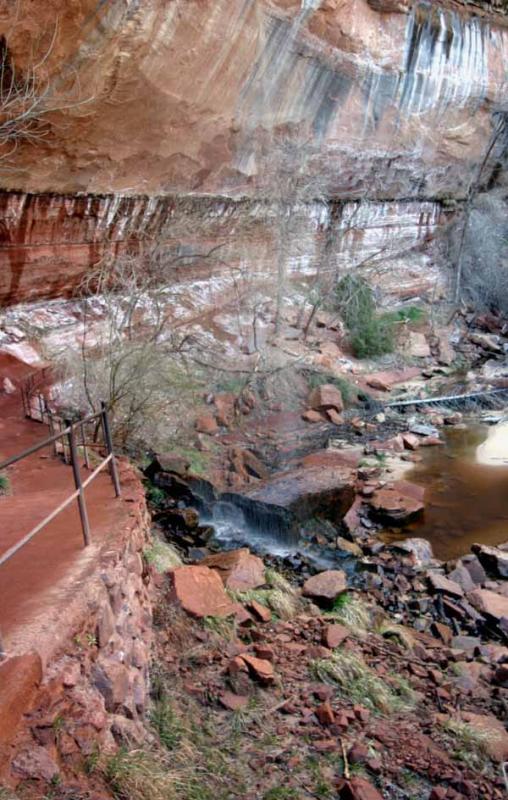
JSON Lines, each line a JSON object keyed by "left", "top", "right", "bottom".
{"left": 66, "top": 420, "right": 91, "bottom": 547}
{"left": 79, "top": 414, "right": 90, "bottom": 470}
{"left": 101, "top": 401, "right": 121, "bottom": 498}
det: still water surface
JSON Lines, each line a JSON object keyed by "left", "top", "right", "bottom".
{"left": 383, "top": 423, "right": 508, "bottom": 561}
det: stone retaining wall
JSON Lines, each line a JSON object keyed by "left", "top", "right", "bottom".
{"left": 0, "top": 460, "right": 153, "bottom": 789}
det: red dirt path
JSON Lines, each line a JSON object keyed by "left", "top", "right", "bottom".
{"left": 0, "top": 357, "right": 128, "bottom": 654}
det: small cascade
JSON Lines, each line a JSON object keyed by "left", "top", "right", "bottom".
{"left": 202, "top": 498, "right": 299, "bottom": 556}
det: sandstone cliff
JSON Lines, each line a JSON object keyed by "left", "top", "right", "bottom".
{"left": 0, "top": 0, "right": 506, "bottom": 305}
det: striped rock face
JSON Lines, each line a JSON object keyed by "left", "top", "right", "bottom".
{"left": 0, "top": 0, "right": 505, "bottom": 308}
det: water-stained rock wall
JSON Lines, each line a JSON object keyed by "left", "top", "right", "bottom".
{"left": 0, "top": 0, "right": 506, "bottom": 305}
{"left": 0, "top": 191, "right": 447, "bottom": 306}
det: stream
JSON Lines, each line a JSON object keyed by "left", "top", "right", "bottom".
{"left": 383, "top": 421, "right": 508, "bottom": 561}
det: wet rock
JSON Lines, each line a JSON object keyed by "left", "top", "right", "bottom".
{"left": 369, "top": 484, "right": 424, "bottom": 524}
{"left": 409, "top": 423, "right": 439, "bottom": 437}
{"left": 336, "top": 537, "right": 362, "bottom": 557}
{"left": 195, "top": 414, "right": 219, "bottom": 435}
{"left": 12, "top": 746, "right": 59, "bottom": 782}
{"left": 168, "top": 565, "right": 235, "bottom": 618}
{"left": 322, "top": 623, "right": 349, "bottom": 648}
{"left": 390, "top": 537, "right": 434, "bottom": 566}
{"left": 225, "top": 464, "right": 355, "bottom": 536}
{"left": 467, "top": 588, "right": 508, "bottom": 623}
{"left": 402, "top": 432, "right": 420, "bottom": 450}
{"left": 471, "top": 543, "right": 508, "bottom": 579}
{"left": 201, "top": 548, "right": 265, "bottom": 592}
{"left": 308, "top": 384, "right": 344, "bottom": 413}
{"left": 302, "top": 570, "right": 347, "bottom": 603}
{"left": 427, "top": 572, "right": 464, "bottom": 598}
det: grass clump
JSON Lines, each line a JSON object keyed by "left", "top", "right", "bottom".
{"left": 310, "top": 650, "right": 413, "bottom": 715}
{"left": 101, "top": 748, "right": 182, "bottom": 800}
{"left": 203, "top": 614, "right": 238, "bottom": 641}
{"left": 440, "top": 718, "right": 494, "bottom": 769}
{"left": 144, "top": 538, "right": 183, "bottom": 573}
{"left": 229, "top": 569, "right": 301, "bottom": 620}
{"left": 0, "top": 473, "right": 10, "bottom": 496}
{"left": 144, "top": 481, "right": 166, "bottom": 508}
{"left": 150, "top": 697, "right": 184, "bottom": 751}
{"left": 263, "top": 789, "right": 299, "bottom": 800}
{"left": 325, "top": 593, "right": 371, "bottom": 633}
{"left": 334, "top": 275, "right": 395, "bottom": 359}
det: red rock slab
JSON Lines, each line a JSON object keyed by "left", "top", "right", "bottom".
{"left": 219, "top": 691, "right": 248, "bottom": 711}
{"left": 338, "top": 776, "right": 384, "bottom": 800}
{"left": 195, "top": 414, "right": 218, "bottom": 435}
{"left": 247, "top": 599, "right": 272, "bottom": 623}
{"left": 0, "top": 653, "right": 42, "bottom": 772}
{"left": 322, "top": 623, "right": 349, "bottom": 649}
{"left": 301, "top": 449, "right": 362, "bottom": 470}
{"left": 302, "top": 570, "right": 347, "bottom": 602}
{"left": 369, "top": 486, "right": 424, "bottom": 524}
{"left": 467, "top": 588, "right": 508, "bottom": 622}
{"left": 308, "top": 384, "right": 344, "bottom": 412}
{"left": 316, "top": 701, "right": 335, "bottom": 726}
{"left": 343, "top": 496, "right": 364, "bottom": 534}
{"left": 201, "top": 548, "right": 265, "bottom": 592}
{"left": 302, "top": 409, "right": 325, "bottom": 423}
{"left": 239, "top": 654, "right": 275, "bottom": 684}
{"left": 168, "top": 565, "right": 236, "bottom": 619}
{"left": 363, "top": 368, "right": 421, "bottom": 391}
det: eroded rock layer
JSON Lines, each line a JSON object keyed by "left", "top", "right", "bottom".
{"left": 0, "top": 192, "right": 446, "bottom": 305}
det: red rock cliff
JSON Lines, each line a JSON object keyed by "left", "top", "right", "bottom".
{"left": 0, "top": 0, "right": 506, "bottom": 304}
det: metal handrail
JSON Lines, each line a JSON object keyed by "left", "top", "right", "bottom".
{"left": 0, "top": 409, "right": 102, "bottom": 471}
{"left": 0, "top": 395, "right": 121, "bottom": 568}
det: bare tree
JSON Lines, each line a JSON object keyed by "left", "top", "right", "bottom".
{"left": 62, "top": 254, "right": 202, "bottom": 450}
{"left": 0, "top": 12, "right": 95, "bottom": 163}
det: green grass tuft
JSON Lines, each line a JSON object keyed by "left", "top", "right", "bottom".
{"left": 0, "top": 473, "right": 10, "bottom": 496}
{"left": 325, "top": 594, "right": 371, "bottom": 633}
{"left": 310, "top": 650, "right": 415, "bottom": 715}
{"left": 144, "top": 538, "right": 183, "bottom": 573}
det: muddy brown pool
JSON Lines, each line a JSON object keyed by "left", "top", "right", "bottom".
{"left": 382, "top": 424, "right": 508, "bottom": 561}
